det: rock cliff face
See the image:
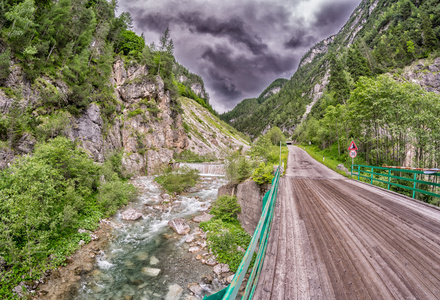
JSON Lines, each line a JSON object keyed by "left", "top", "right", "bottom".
{"left": 218, "top": 180, "right": 270, "bottom": 234}
{"left": 0, "top": 59, "right": 249, "bottom": 174}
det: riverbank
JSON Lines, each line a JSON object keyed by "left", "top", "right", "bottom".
{"left": 33, "top": 175, "right": 232, "bottom": 300}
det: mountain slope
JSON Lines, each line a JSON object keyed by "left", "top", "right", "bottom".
{"left": 224, "top": 0, "right": 440, "bottom": 138}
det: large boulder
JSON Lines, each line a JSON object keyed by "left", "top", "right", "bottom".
{"left": 168, "top": 218, "right": 190, "bottom": 235}
{"left": 121, "top": 208, "right": 142, "bottom": 221}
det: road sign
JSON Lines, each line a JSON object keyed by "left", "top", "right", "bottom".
{"left": 349, "top": 150, "right": 357, "bottom": 158}
{"left": 348, "top": 140, "right": 358, "bottom": 151}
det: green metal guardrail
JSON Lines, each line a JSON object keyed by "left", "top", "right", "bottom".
{"left": 351, "top": 164, "right": 440, "bottom": 201}
{"left": 203, "top": 166, "right": 281, "bottom": 300}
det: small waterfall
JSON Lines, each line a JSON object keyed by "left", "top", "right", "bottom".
{"left": 178, "top": 163, "right": 226, "bottom": 176}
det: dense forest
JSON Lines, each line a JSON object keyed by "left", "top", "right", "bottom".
{"left": 224, "top": 0, "right": 440, "bottom": 170}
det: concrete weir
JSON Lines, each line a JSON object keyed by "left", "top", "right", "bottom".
{"left": 178, "top": 162, "right": 226, "bottom": 176}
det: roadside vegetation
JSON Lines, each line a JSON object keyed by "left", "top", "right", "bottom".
{"left": 225, "top": 127, "right": 288, "bottom": 185}
{"left": 0, "top": 137, "right": 136, "bottom": 299}
{"left": 200, "top": 195, "right": 254, "bottom": 272}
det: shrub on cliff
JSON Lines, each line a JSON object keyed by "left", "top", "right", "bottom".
{"left": 210, "top": 195, "right": 241, "bottom": 222}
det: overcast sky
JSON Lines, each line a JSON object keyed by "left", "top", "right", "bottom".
{"left": 117, "top": 0, "right": 362, "bottom": 113}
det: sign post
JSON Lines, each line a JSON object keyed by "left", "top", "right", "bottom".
{"left": 348, "top": 141, "right": 358, "bottom": 174}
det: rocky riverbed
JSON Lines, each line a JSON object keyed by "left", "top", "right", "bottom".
{"left": 33, "top": 175, "right": 234, "bottom": 300}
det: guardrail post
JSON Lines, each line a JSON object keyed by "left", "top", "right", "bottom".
{"left": 358, "top": 165, "right": 360, "bottom": 181}
{"left": 413, "top": 173, "right": 417, "bottom": 198}
{"left": 387, "top": 169, "right": 391, "bottom": 190}
{"left": 371, "top": 167, "right": 374, "bottom": 185}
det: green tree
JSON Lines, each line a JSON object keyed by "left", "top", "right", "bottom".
{"left": 328, "top": 54, "right": 350, "bottom": 104}
{"left": 421, "top": 12, "right": 438, "bottom": 52}
{"left": 346, "top": 44, "right": 371, "bottom": 82}
{"left": 115, "top": 30, "right": 144, "bottom": 55}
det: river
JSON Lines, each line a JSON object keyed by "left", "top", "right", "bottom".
{"left": 69, "top": 175, "right": 228, "bottom": 300}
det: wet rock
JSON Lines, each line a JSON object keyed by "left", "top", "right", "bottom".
{"left": 188, "top": 282, "right": 203, "bottom": 295}
{"left": 192, "top": 212, "right": 214, "bottom": 223}
{"left": 90, "top": 234, "right": 99, "bottom": 241}
{"left": 184, "top": 296, "right": 199, "bottom": 300}
{"left": 196, "top": 255, "right": 203, "bottom": 260}
{"left": 165, "top": 284, "right": 183, "bottom": 300}
{"left": 141, "top": 267, "right": 161, "bottom": 277}
{"left": 226, "top": 274, "right": 235, "bottom": 283}
{"left": 192, "top": 227, "right": 204, "bottom": 235}
{"left": 135, "top": 251, "right": 149, "bottom": 261}
{"left": 213, "top": 263, "right": 230, "bottom": 275}
{"left": 188, "top": 246, "right": 201, "bottom": 253}
{"left": 121, "top": 208, "right": 143, "bottom": 220}
{"left": 185, "top": 235, "right": 196, "bottom": 243}
{"left": 168, "top": 218, "right": 191, "bottom": 235}
{"left": 150, "top": 256, "right": 160, "bottom": 265}
{"left": 201, "top": 274, "right": 213, "bottom": 284}
{"left": 204, "top": 257, "right": 217, "bottom": 266}
{"left": 196, "top": 240, "right": 207, "bottom": 248}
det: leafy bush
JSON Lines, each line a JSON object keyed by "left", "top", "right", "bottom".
{"left": 199, "top": 219, "right": 253, "bottom": 272}
{"left": 154, "top": 166, "right": 200, "bottom": 194}
{"left": 252, "top": 162, "right": 274, "bottom": 184}
{"left": 210, "top": 195, "right": 241, "bottom": 222}
{"left": 0, "top": 138, "right": 137, "bottom": 299}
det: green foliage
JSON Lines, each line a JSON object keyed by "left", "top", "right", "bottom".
{"left": 154, "top": 166, "right": 200, "bottom": 194}
{"left": 199, "top": 219, "right": 252, "bottom": 272}
{"left": 224, "top": 151, "right": 253, "bottom": 183}
{"left": 266, "top": 126, "right": 286, "bottom": 146}
{"left": 0, "top": 49, "right": 11, "bottom": 81}
{"left": 128, "top": 108, "right": 144, "bottom": 118}
{"left": 0, "top": 138, "right": 136, "bottom": 298}
{"left": 116, "top": 30, "right": 145, "bottom": 55}
{"left": 252, "top": 162, "right": 274, "bottom": 185}
{"left": 210, "top": 195, "right": 242, "bottom": 222}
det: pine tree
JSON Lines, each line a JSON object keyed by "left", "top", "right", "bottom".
{"left": 328, "top": 54, "right": 350, "bottom": 104}
{"left": 346, "top": 44, "right": 371, "bottom": 82}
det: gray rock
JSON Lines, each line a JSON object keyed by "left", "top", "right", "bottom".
{"left": 226, "top": 274, "right": 235, "bottom": 283}
{"left": 141, "top": 267, "right": 161, "bottom": 277}
{"left": 15, "top": 132, "right": 36, "bottom": 154}
{"left": 213, "top": 263, "right": 230, "bottom": 275}
{"left": 0, "top": 90, "right": 12, "bottom": 114}
{"left": 165, "top": 284, "right": 183, "bottom": 300}
{"left": 168, "top": 218, "right": 191, "bottom": 235}
{"left": 187, "top": 282, "right": 203, "bottom": 295}
{"left": 192, "top": 213, "right": 214, "bottom": 223}
{"left": 73, "top": 103, "right": 104, "bottom": 162}
{"left": 428, "top": 65, "right": 439, "bottom": 72}
{"left": 188, "top": 246, "right": 201, "bottom": 253}
{"left": 337, "top": 164, "right": 349, "bottom": 172}
{"left": 121, "top": 208, "right": 143, "bottom": 221}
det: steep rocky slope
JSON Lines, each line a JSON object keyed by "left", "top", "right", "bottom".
{"left": 224, "top": 0, "right": 440, "bottom": 137}
{"left": 0, "top": 59, "right": 248, "bottom": 174}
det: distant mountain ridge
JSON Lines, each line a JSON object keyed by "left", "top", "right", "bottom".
{"left": 222, "top": 0, "right": 440, "bottom": 138}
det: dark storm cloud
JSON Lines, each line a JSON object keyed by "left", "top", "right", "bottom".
{"left": 117, "top": 0, "right": 362, "bottom": 112}
{"left": 284, "top": 31, "right": 317, "bottom": 49}
{"left": 135, "top": 11, "right": 268, "bottom": 55}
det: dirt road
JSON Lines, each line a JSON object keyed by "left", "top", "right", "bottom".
{"left": 254, "top": 146, "right": 440, "bottom": 299}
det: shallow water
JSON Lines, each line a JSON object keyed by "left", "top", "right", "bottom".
{"left": 70, "top": 176, "right": 227, "bottom": 300}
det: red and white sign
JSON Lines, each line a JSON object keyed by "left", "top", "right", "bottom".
{"left": 349, "top": 150, "right": 357, "bottom": 158}
{"left": 348, "top": 140, "right": 358, "bottom": 151}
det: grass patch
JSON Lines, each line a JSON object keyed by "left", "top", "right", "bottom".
{"left": 173, "top": 149, "right": 215, "bottom": 163}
